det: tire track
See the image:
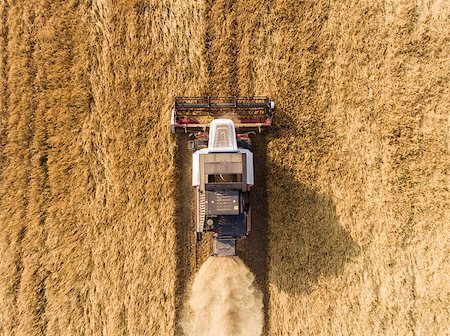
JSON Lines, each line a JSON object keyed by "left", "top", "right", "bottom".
{"left": 0, "top": 6, "right": 7, "bottom": 334}
{"left": 15, "top": 4, "right": 51, "bottom": 334}
{"left": 36, "top": 2, "right": 92, "bottom": 333}
{"left": 0, "top": 2, "right": 8, "bottom": 175}
{"left": 0, "top": 4, "right": 37, "bottom": 334}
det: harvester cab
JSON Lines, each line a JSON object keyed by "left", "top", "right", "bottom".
{"left": 171, "top": 96, "right": 275, "bottom": 256}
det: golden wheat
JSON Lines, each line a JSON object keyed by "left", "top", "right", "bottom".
{"left": 0, "top": 0, "right": 448, "bottom": 335}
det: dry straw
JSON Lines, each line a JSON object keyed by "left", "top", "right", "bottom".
{"left": 0, "top": 0, "right": 448, "bottom": 335}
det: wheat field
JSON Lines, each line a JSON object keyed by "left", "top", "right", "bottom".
{"left": 0, "top": 0, "right": 448, "bottom": 335}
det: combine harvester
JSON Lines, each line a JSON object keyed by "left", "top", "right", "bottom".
{"left": 171, "top": 96, "right": 275, "bottom": 256}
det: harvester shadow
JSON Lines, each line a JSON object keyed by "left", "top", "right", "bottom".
{"left": 237, "top": 134, "right": 270, "bottom": 334}
{"left": 267, "top": 162, "right": 360, "bottom": 296}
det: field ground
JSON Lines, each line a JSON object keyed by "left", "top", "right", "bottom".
{"left": 0, "top": 0, "right": 448, "bottom": 335}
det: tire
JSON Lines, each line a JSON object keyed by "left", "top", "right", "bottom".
{"left": 196, "top": 232, "right": 202, "bottom": 242}
{"left": 237, "top": 139, "right": 252, "bottom": 150}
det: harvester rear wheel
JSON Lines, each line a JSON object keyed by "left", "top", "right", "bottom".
{"left": 196, "top": 232, "right": 202, "bottom": 242}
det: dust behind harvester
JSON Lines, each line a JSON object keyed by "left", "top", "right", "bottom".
{"left": 172, "top": 96, "right": 275, "bottom": 256}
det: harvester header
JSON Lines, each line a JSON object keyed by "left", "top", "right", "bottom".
{"left": 171, "top": 96, "right": 275, "bottom": 133}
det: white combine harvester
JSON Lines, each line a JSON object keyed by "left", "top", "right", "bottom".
{"left": 171, "top": 96, "right": 275, "bottom": 256}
